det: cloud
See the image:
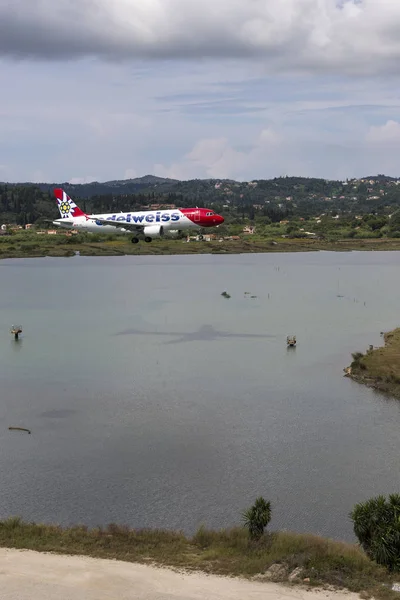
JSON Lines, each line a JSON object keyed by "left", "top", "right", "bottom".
{"left": 1, "top": 1, "right": 400, "bottom": 75}
{"left": 366, "top": 120, "right": 400, "bottom": 144}
{"left": 124, "top": 169, "right": 139, "bottom": 179}
{"left": 154, "top": 115, "right": 400, "bottom": 182}
{"left": 68, "top": 176, "right": 98, "bottom": 184}
{"left": 1, "top": 45, "right": 400, "bottom": 182}
{"left": 155, "top": 128, "right": 283, "bottom": 180}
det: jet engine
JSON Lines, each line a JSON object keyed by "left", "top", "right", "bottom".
{"left": 143, "top": 225, "right": 164, "bottom": 239}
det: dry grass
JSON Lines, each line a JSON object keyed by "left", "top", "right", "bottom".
{"left": 0, "top": 518, "right": 396, "bottom": 598}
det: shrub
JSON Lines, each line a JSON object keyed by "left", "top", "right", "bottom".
{"left": 351, "top": 352, "right": 365, "bottom": 369}
{"left": 242, "top": 496, "right": 271, "bottom": 541}
{"left": 350, "top": 494, "right": 400, "bottom": 571}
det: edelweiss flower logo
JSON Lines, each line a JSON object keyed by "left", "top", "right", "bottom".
{"left": 60, "top": 201, "right": 70, "bottom": 215}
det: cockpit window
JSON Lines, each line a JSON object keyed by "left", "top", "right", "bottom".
{"left": 206, "top": 212, "right": 214, "bottom": 216}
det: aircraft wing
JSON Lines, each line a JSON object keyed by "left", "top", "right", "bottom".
{"left": 90, "top": 218, "right": 145, "bottom": 231}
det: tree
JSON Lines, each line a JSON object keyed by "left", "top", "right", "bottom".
{"left": 242, "top": 496, "right": 271, "bottom": 541}
{"left": 389, "top": 211, "right": 400, "bottom": 232}
{"left": 363, "top": 215, "right": 387, "bottom": 231}
{"left": 350, "top": 494, "right": 400, "bottom": 571}
{"left": 357, "top": 182, "right": 368, "bottom": 202}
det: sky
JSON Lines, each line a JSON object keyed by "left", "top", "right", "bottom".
{"left": 1, "top": 0, "right": 400, "bottom": 183}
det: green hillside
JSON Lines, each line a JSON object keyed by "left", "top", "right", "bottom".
{"left": 2, "top": 175, "right": 400, "bottom": 240}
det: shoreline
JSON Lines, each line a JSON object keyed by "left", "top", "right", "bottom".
{"left": 345, "top": 328, "right": 400, "bottom": 400}
{"left": 0, "top": 518, "right": 393, "bottom": 597}
{"left": 2, "top": 237, "right": 400, "bottom": 259}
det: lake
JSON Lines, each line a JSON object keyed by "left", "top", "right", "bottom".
{"left": 0, "top": 251, "right": 400, "bottom": 542}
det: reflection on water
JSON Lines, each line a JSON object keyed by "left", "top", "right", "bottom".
{"left": 10, "top": 338, "right": 23, "bottom": 352}
{"left": 39, "top": 409, "right": 77, "bottom": 419}
{"left": 0, "top": 252, "right": 400, "bottom": 541}
{"left": 116, "top": 324, "right": 278, "bottom": 344}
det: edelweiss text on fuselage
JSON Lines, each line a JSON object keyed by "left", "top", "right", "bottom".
{"left": 52, "top": 188, "right": 224, "bottom": 244}
{"left": 102, "top": 212, "right": 180, "bottom": 225}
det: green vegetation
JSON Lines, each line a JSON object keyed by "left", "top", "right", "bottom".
{"left": 2, "top": 495, "right": 400, "bottom": 598}
{"left": 4, "top": 231, "right": 400, "bottom": 261}
{"left": 3, "top": 175, "right": 400, "bottom": 242}
{"left": 0, "top": 516, "right": 394, "bottom": 596}
{"left": 346, "top": 329, "right": 400, "bottom": 399}
{"left": 242, "top": 496, "right": 271, "bottom": 540}
{"left": 351, "top": 495, "right": 400, "bottom": 572}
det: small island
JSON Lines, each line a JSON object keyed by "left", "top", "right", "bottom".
{"left": 345, "top": 328, "right": 400, "bottom": 399}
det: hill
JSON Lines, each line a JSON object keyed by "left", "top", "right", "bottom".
{"left": 2, "top": 174, "right": 400, "bottom": 227}
{"left": 5, "top": 175, "right": 179, "bottom": 199}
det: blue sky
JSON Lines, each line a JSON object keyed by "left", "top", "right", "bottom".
{"left": 1, "top": 0, "right": 400, "bottom": 183}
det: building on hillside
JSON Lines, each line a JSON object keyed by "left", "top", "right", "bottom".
{"left": 149, "top": 203, "right": 176, "bottom": 210}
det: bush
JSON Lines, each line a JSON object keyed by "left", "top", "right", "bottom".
{"left": 350, "top": 494, "right": 400, "bottom": 571}
{"left": 242, "top": 496, "right": 271, "bottom": 541}
{"left": 351, "top": 352, "right": 365, "bottom": 369}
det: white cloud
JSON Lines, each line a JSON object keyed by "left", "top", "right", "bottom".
{"left": 68, "top": 176, "right": 98, "bottom": 184}
{"left": 366, "top": 120, "right": 400, "bottom": 144}
{"left": 155, "top": 128, "right": 283, "bottom": 180}
{"left": 1, "top": 29, "right": 400, "bottom": 182}
{"left": 1, "top": 1, "right": 400, "bottom": 75}
{"left": 124, "top": 169, "right": 139, "bottom": 179}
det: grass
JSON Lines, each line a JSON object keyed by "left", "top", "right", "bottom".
{"left": 3, "top": 234, "right": 400, "bottom": 260}
{"left": 347, "top": 329, "right": 400, "bottom": 399}
{"left": 0, "top": 517, "right": 397, "bottom": 597}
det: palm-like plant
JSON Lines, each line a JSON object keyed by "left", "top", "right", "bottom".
{"left": 242, "top": 496, "right": 271, "bottom": 541}
{"left": 350, "top": 494, "right": 400, "bottom": 571}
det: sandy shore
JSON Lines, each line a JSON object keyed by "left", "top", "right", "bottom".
{"left": 0, "top": 547, "right": 363, "bottom": 600}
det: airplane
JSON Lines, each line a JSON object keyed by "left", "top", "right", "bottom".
{"left": 52, "top": 188, "right": 224, "bottom": 243}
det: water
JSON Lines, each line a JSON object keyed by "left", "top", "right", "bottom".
{"left": 0, "top": 251, "right": 399, "bottom": 541}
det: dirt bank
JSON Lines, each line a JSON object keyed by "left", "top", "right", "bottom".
{"left": 0, "top": 548, "right": 364, "bottom": 600}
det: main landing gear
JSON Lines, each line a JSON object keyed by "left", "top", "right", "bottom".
{"left": 131, "top": 236, "right": 152, "bottom": 244}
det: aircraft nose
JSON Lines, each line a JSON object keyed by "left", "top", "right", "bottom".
{"left": 215, "top": 215, "right": 224, "bottom": 225}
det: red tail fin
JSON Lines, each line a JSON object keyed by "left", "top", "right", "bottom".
{"left": 54, "top": 188, "right": 87, "bottom": 219}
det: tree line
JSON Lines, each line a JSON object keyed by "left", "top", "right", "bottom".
{"left": 3, "top": 176, "right": 400, "bottom": 227}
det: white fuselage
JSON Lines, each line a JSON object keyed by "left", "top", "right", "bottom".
{"left": 54, "top": 209, "right": 198, "bottom": 235}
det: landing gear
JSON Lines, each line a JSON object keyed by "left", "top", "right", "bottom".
{"left": 131, "top": 236, "right": 153, "bottom": 243}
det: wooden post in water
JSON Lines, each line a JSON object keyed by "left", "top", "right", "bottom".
{"left": 10, "top": 325, "right": 22, "bottom": 340}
